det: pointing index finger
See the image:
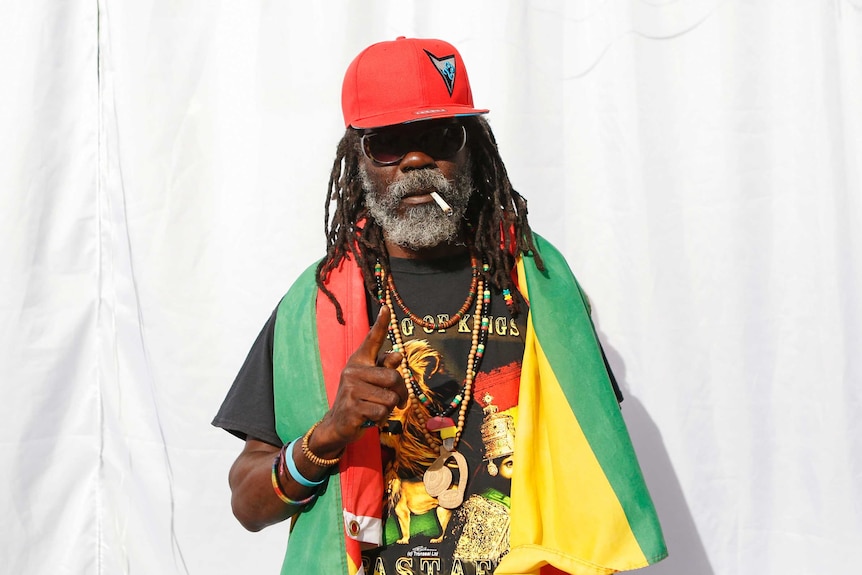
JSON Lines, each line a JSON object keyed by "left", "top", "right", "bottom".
{"left": 350, "top": 305, "right": 393, "bottom": 366}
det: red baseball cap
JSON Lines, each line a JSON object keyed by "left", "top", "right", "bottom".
{"left": 342, "top": 37, "right": 489, "bottom": 129}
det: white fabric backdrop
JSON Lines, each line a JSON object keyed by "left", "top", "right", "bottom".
{"left": 1, "top": 1, "right": 860, "bottom": 574}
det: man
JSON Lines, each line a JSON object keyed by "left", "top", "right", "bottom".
{"left": 214, "top": 37, "right": 666, "bottom": 575}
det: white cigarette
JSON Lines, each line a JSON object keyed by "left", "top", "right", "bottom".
{"left": 430, "top": 191, "right": 453, "bottom": 216}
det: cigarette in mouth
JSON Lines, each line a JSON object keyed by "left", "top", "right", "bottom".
{"left": 429, "top": 191, "right": 453, "bottom": 216}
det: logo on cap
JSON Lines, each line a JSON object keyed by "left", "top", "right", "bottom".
{"left": 424, "top": 50, "right": 456, "bottom": 96}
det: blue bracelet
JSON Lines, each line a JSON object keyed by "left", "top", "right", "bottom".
{"left": 284, "top": 439, "right": 325, "bottom": 488}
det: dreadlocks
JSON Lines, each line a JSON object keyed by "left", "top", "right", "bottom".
{"left": 315, "top": 116, "right": 544, "bottom": 324}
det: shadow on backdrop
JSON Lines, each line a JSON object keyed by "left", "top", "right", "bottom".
{"left": 600, "top": 335, "right": 715, "bottom": 575}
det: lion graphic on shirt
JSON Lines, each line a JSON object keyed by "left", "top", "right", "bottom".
{"left": 379, "top": 339, "right": 454, "bottom": 544}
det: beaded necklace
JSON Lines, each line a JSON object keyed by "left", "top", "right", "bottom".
{"left": 386, "top": 254, "right": 479, "bottom": 330}
{"left": 374, "top": 259, "right": 491, "bottom": 450}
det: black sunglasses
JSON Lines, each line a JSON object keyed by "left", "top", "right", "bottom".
{"left": 360, "top": 122, "right": 467, "bottom": 165}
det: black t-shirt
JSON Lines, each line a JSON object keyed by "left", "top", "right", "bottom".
{"left": 362, "top": 254, "right": 526, "bottom": 574}
{"left": 212, "top": 254, "right": 623, "bottom": 574}
{"left": 212, "top": 305, "right": 282, "bottom": 446}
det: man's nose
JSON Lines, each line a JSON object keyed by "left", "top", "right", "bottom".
{"left": 399, "top": 150, "right": 437, "bottom": 171}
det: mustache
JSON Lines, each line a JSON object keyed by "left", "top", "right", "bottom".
{"left": 388, "top": 169, "right": 452, "bottom": 200}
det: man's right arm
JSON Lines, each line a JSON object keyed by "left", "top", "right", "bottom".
{"left": 226, "top": 305, "right": 407, "bottom": 531}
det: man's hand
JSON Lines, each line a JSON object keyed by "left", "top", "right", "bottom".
{"left": 310, "top": 305, "right": 406, "bottom": 458}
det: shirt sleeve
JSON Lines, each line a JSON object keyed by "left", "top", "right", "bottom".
{"left": 211, "top": 307, "right": 283, "bottom": 447}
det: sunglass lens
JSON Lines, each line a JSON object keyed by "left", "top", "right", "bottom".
{"left": 363, "top": 133, "right": 403, "bottom": 164}
{"left": 363, "top": 123, "right": 466, "bottom": 165}
{"left": 423, "top": 125, "right": 466, "bottom": 158}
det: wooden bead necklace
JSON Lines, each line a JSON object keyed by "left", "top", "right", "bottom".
{"left": 375, "top": 259, "right": 491, "bottom": 450}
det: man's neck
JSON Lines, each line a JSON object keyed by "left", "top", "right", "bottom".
{"left": 384, "top": 238, "right": 469, "bottom": 260}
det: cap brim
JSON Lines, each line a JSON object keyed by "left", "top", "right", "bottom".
{"left": 350, "top": 106, "right": 489, "bottom": 129}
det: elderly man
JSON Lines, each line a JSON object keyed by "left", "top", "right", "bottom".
{"left": 214, "top": 37, "right": 666, "bottom": 575}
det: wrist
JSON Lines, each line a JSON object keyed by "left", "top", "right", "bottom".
{"left": 307, "top": 417, "right": 349, "bottom": 460}
{"left": 282, "top": 438, "right": 328, "bottom": 487}
{"left": 305, "top": 420, "right": 346, "bottom": 464}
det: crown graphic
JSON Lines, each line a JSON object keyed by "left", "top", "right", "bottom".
{"left": 480, "top": 393, "right": 515, "bottom": 476}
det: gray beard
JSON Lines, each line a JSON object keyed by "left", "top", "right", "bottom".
{"left": 361, "top": 162, "right": 474, "bottom": 250}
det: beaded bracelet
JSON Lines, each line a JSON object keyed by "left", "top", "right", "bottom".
{"left": 271, "top": 453, "right": 318, "bottom": 507}
{"left": 301, "top": 421, "right": 342, "bottom": 467}
{"left": 282, "top": 439, "right": 326, "bottom": 488}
